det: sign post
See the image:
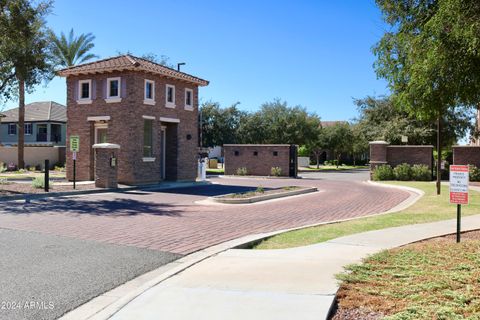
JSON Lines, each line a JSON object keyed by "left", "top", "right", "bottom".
{"left": 449, "top": 165, "right": 469, "bottom": 243}
{"left": 69, "top": 136, "right": 80, "bottom": 190}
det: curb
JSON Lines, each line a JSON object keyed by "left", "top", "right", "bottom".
{"left": 0, "top": 181, "right": 211, "bottom": 202}
{"left": 210, "top": 187, "right": 318, "bottom": 204}
{"left": 60, "top": 181, "right": 422, "bottom": 320}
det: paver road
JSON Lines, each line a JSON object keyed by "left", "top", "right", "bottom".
{"left": 0, "top": 175, "right": 408, "bottom": 255}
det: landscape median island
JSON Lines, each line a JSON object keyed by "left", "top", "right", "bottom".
{"left": 332, "top": 230, "right": 480, "bottom": 320}
{"left": 255, "top": 181, "right": 480, "bottom": 249}
{"left": 211, "top": 186, "right": 317, "bottom": 204}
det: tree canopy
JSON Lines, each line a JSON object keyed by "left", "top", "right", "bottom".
{"left": 0, "top": 0, "right": 53, "bottom": 168}
{"left": 0, "top": 0, "right": 53, "bottom": 103}
{"left": 374, "top": 0, "right": 480, "bottom": 194}
{"left": 200, "top": 99, "right": 322, "bottom": 147}
{"left": 353, "top": 96, "right": 474, "bottom": 147}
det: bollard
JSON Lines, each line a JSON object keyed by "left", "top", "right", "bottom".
{"left": 44, "top": 159, "right": 49, "bottom": 192}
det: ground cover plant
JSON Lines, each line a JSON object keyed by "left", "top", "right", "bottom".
{"left": 221, "top": 186, "right": 301, "bottom": 199}
{"left": 255, "top": 181, "right": 480, "bottom": 249}
{"left": 333, "top": 231, "right": 480, "bottom": 320}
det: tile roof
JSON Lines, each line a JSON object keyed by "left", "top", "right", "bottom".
{"left": 1, "top": 101, "right": 66, "bottom": 123}
{"left": 57, "top": 54, "right": 209, "bottom": 86}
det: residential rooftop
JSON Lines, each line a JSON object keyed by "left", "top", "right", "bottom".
{"left": 1, "top": 101, "right": 66, "bottom": 123}
{"left": 57, "top": 54, "right": 209, "bottom": 86}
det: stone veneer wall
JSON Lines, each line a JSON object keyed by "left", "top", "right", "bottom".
{"left": 224, "top": 144, "right": 291, "bottom": 176}
{"left": 65, "top": 71, "right": 200, "bottom": 184}
{"left": 452, "top": 146, "right": 480, "bottom": 167}
{"left": 369, "top": 141, "right": 433, "bottom": 174}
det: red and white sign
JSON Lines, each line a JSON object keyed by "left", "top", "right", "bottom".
{"left": 450, "top": 165, "right": 469, "bottom": 205}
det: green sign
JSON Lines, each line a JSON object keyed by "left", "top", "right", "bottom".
{"left": 70, "top": 136, "right": 80, "bottom": 152}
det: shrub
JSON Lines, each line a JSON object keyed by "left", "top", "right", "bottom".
{"left": 256, "top": 186, "right": 265, "bottom": 193}
{"left": 469, "top": 165, "right": 480, "bottom": 182}
{"left": 32, "top": 176, "right": 50, "bottom": 189}
{"left": 372, "top": 165, "right": 394, "bottom": 181}
{"left": 411, "top": 164, "right": 431, "bottom": 181}
{"left": 0, "top": 162, "right": 6, "bottom": 173}
{"left": 236, "top": 167, "right": 248, "bottom": 176}
{"left": 393, "top": 163, "right": 412, "bottom": 181}
{"left": 298, "top": 145, "right": 309, "bottom": 157}
{"left": 271, "top": 167, "right": 282, "bottom": 176}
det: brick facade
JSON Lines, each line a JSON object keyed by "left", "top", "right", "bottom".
{"left": 224, "top": 144, "right": 294, "bottom": 176}
{"left": 369, "top": 141, "right": 433, "bottom": 173}
{"left": 453, "top": 146, "right": 480, "bottom": 167}
{"left": 65, "top": 69, "right": 204, "bottom": 185}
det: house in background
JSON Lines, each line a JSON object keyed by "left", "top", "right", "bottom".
{"left": 0, "top": 101, "right": 67, "bottom": 168}
{"left": 57, "top": 54, "right": 209, "bottom": 185}
{"left": 0, "top": 101, "right": 66, "bottom": 146}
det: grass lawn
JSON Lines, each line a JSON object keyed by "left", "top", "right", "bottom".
{"left": 334, "top": 232, "right": 480, "bottom": 319}
{"left": 255, "top": 181, "right": 480, "bottom": 249}
{"left": 299, "top": 165, "right": 368, "bottom": 171}
{"left": 206, "top": 168, "right": 224, "bottom": 174}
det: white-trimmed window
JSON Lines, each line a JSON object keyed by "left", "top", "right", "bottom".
{"left": 8, "top": 123, "right": 16, "bottom": 135}
{"left": 185, "top": 88, "right": 193, "bottom": 110}
{"left": 144, "top": 79, "right": 155, "bottom": 105}
{"left": 77, "top": 79, "right": 92, "bottom": 104}
{"left": 24, "top": 123, "right": 32, "bottom": 135}
{"left": 166, "top": 84, "right": 175, "bottom": 108}
{"left": 105, "top": 77, "right": 121, "bottom": 103}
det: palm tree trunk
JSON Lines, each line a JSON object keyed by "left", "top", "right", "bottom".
{"left": 18, "top": 77, "right": 25, "bottom": 169}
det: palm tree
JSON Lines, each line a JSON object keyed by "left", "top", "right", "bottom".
{"left": 49, "top": 28, "right": 98, "bottom": 67}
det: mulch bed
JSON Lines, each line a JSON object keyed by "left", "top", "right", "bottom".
{"left": 330, "top": 229, "right": 480, "bottom": 320}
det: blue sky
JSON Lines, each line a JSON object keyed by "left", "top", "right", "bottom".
{"left": 18, "top": 0, "right": 389, "bottom": 121}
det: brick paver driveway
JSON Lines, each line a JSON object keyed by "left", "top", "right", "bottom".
{"left": 0, "top": 175, "right": 409, "bottom": 255}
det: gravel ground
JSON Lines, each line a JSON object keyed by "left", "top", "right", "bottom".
{"left": 0, "top": 182, "right": 95, "bottom": 195}
{"left": 0, "top": 228, "right": 181, "bottom": 320}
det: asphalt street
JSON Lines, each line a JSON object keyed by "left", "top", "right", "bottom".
{"left": 0, "top": 228, "right": 181, "bottom": 320}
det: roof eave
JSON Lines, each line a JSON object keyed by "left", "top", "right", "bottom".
{"left": 57, "top": 66, "right": 209, "bottom": 86}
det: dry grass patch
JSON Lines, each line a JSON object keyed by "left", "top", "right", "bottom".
{"left": 334, "top": 231, "right": 480, "bottom": 320}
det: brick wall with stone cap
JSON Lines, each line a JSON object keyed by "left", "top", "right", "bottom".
{"left": 224, "top": 144, "right": 292, "bottom": 176}
{"left": 369, "top": 141, "right": 434, "bottom": 176}
{"left": 93, "top": 143, "right": 120, "bottom": 188}
{"left": 453, "top": 146, "right": 480, "bottom": 167}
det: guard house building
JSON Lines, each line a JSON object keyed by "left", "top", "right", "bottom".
{"left": 58, "top": 55, "right": 209, "bottom": 184}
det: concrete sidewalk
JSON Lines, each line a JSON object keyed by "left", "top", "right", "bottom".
{"left": 107, "top": 215, "right": 480, "bottom": 320}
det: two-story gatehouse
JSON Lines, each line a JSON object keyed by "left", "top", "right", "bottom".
{"left": 58, "top": 55, "right": 209, "bottom": 184}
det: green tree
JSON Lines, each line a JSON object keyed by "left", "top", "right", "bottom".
{"left": 374, "top": 0, "right": 480, "bottom": 194}
{"left": 239, "top": 99, "right": 322, "bottom": 145}
{"left": 0, "top": 0, "right": 53, "bottom": 168}
{"left": 353, "top": 96, "right": 473, "bottom": 146}
{"left": 49, "top": 28, "right": 98, "bottom": 68}
{"left": 200, "top": 101, "right": 246, "bottom": 147}
{"left": 350, "top": 124, "right": 368, "bottom": 166}
{"left": 322, "top": 123, "right": 353, "bottom": 168}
